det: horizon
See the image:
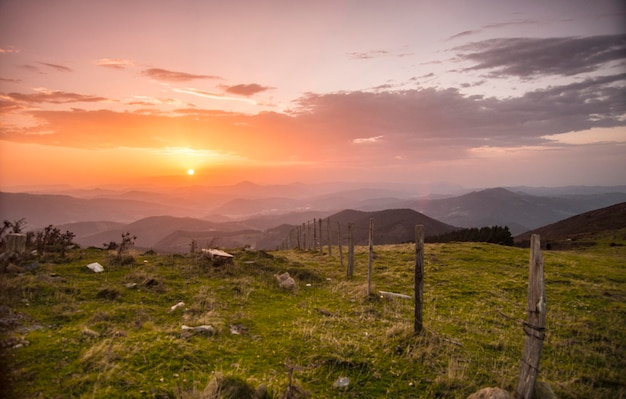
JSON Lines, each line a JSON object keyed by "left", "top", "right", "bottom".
{"left": 1, "top": 1, "right": 625, "bottom": 189}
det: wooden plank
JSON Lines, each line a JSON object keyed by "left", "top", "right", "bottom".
{"left": 515, "top": 234, "right": 546, "bottom": 399}
{"left": 368, "top": 218, "right": 373, "bottom": 296}
{"left": 414, "top": 225, "right": 424, "bottom": 334}
{"left": 379, "top": 290, "right": 411, "bottom": 300}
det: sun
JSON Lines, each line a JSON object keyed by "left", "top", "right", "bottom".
{"left": 187, "top": 168, "right": 195, "bottom": 176}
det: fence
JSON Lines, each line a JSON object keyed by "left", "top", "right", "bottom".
{"left": 278, "top": 220, "right": 546, "bottom": 397}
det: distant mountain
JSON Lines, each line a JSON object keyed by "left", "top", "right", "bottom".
{"left": 404, "top": 188, "right": 626, "bottom": 235}
{"left": 514, "top": 202, "right": 626, "bottom": 247}
{"left": 4, "top": 185, "right": 626, "bottom": 251}
{"left": 74, "top": 216, "right": 248, "bottom": 249}
{"left": 326, "top": 208, "right": 457, "bottom": 245}
{"left": 0, "top": 192, "right": 179, "bottom": 228}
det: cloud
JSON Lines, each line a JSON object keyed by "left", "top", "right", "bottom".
{"left": 0, "top": 47, "right": 20, "bottom": 54}
{"left": 173, "top": 87, "right": 257, "bottom": 104}
{"left": 96, "top": 58, "right": 134, "bottom": 69}
{"left": 353, "top": 136, "right": 383, "bottom": 144}
{"left": 20, "top": 64, "right": 42, "bottom": 73}
{"left": 222, "top": 83, "right": 271, "bottom": 97}
{"left": 447, "top": 30, "right": 479, "bottom": 41}
{"left": 3, "top": 73, "right": 624, "bottom": 169}
{"left": 0, "top": 78, "right": 21, "bottom": 83}
{"left": 3, "top": 88, "right": 108, "bottom": 104}
{"left": 454, "top": 34, "right": 626, "bottom": 78}
{"left": 347, "top": 50, "right": 390, "bottom": 60}
{"left": 141, "top": 68, "right": 220, "bottom": 82}
{"left": 124, "top": 96, "right": 189, "bottom": 107}
{"left": 39, "top": 62, "right": 73, "bottom": 72}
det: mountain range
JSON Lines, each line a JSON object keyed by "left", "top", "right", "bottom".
{"left": 1, "top": 183, "right": 625, "bottom": 251}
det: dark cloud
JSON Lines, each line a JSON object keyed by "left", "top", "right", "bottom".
{"left": 447, "top": 30, "right": 478, "bottom": 41}
{"left": 3, "top": 74, "right": 624, "bottom": 165}
{"left": 39, "top": 62, "right": 72, "bottom": 72}
{"left": 347, "top": 50, "right": 390, "bottom": 59}
{"left": 4, "top": 90, "right": 108, "bottom": 104}
{"left": 454, "top": 34, "right": 626, "bottom": 78}
{"left": 222, "top": 83, "right": 271, "bottom": 96}
{"left": 141, "top": 68, "right": 220, "bottom": 82}
{"left": 481, "top": 19, "right": 540, "bottom": 30}
{"left": 0, "top": 77, "right": 21, "bottom": 83}
{"left": 20, "top": 64, "right": 41, "bottom": 73}
{"left": 291, "top": 72, "right": 625, "bottom": 148}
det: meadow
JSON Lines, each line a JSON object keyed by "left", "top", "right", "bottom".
{"left": 1, "top": 232, "right": 624, "bottom": 398}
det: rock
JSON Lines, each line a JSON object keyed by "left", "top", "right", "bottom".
{"left": 534, "top": 381, "right": 558, "bottom": 399}
{"left": 86, "top": 262, "right": 104, "bottom": 273}
{"left": 181, "top": 324, "right": 216, "bottom": 336}
{"left": 467, "top": 387, "right": 511, "bottom": 399}
{"left": 6, "top": 264, "right": 25, "bottom": 273}
{"left": 229, "top": 324, "right": 249, "bottom": 335}
{"left": 81, "top": 327, "right": 100, "bottom": 338}
{"left": 170, "top": 302, "right": 185, "bottom": 312}
{"left": 275, "top": 272, "right": 296, "bottom": 291}
{"left": 333, "top": 377, "right": 350, "bottom": 389}
{"left": 254, "top": 383, "right": 268, "bottom": 399}
{"left": 125, "top": 282, "right": 138, "bottom": 289}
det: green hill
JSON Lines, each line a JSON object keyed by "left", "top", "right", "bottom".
{"left": 515, "top": 202, "right": 626, "bottom": 249}
{"left": 1, "top": 237, "right": 624, "bottom": 398}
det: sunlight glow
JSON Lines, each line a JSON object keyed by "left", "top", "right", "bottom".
{"left": 187, "top": 168, "right": 195, "bottom": 175}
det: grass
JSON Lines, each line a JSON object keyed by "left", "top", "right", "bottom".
{"left": 1, "top": 234, "right": 625, "bottom": 398}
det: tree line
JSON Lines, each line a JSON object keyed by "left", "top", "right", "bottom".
{"left": 424, "top": 225, "right": 513, "bottom": 245}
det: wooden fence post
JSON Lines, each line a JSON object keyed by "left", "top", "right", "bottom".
{"left": 414, "top": 225, "right": 424, "bottom": 334}
{"left": 368, "top": 218, "right": 373, "bottom": 296}
{"left": 515, "top": 234, "right": 546, "bottom": 399}
{"left": 313, "top": 218, "right": 317, "bottom": 252}
{"left": 337, "top": 222, "right": 344, "bottom": 270}
{"left": 347, "top": 223, "right": 354, "bottom": 278}
{"left": 327, "top": 218, "right": 332, "bottom": 256}
{"left": 318, "top": 218, "right": 323, "bottom": 255}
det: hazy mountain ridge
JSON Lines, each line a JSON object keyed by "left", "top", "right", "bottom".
{"left": 514, "top": 202, "right": 626, "bottom": 246}
{"left": 2, "top": 184, "right": 626, "bottom": 252}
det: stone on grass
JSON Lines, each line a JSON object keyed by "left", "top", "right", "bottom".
{"left": 467, "top": 387, "right": 511, "bottom": 399}
{"left": 181, "top": 324, "right": 216, "bottom": 336}
{"left": 534, "top": 381, "right": 557, "bottom": 399}
{"left": 275, "top": 272, "right": 296, "bottom": 291}
{"left": 333, "top": 377, "right": 350, "bottom": 389}
{"left": 86, "top": 262, "right": 104, "bottom": 273}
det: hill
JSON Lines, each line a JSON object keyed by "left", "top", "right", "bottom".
{"left": 1, "top": 239, "right": 624, "bottom": 398}
{"left": 327, "top": 208, "right": 457, "bottom": 245}
{"left": 514, "top": 202, "right": 626, "bottom": 248}
{"left": 73, "top": 216, "right": 255, "bottom": 250}
{"left": 405, "top": 188, "right": 626, "bottom": 235}
{"left": 0, "top": 192, "right": 182, "bottom": 228}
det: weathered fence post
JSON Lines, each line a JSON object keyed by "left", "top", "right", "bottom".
{"left": 347, "top": 223, "right": 354, "bottom": 278}
{"left": 367, "top": 218, "right": 373, "bottom": 296}
{"left": 6, "top": 233, "right": 27, "bottom": 255}
{"left": 337, "top": 221, "right": 344, "bottom": 270}
{"left": 515, "top": 234, "right": 546, "bottom": 399}
{"left": 414, "top": 225, "right": 424, "bottom": 334}
{"left": 307, "top": 222, "right": 311, "bottom": 250}
{"left": 296, "top": 226, "right": 302, "bottom": 249}
{"left": 318, "top": 218, "right": 323, "bottom": 255}
{"left": 313, "top": 218, "right": 317, "bottom": 252}
{"left": 327, "top": 218, "right": 332, "bottom": 256}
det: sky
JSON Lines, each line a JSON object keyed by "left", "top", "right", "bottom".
{"left": 0, "top": 0, "right": 625, "bottom": 190}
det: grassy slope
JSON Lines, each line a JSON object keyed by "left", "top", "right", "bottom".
{"left": 1, "top": 233, "right": 624, "bottom": 398}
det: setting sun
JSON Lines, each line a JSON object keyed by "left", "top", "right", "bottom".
{"left": 187, "top": 169, "right": 195, "bottom": 176}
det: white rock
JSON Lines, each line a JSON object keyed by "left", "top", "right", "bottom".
{"left": 86, "top": 262, "right": 104, "bottom": 273}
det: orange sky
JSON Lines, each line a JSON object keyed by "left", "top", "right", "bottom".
{"left": 1, "top": 1, "right": 625, "bottom": 190}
